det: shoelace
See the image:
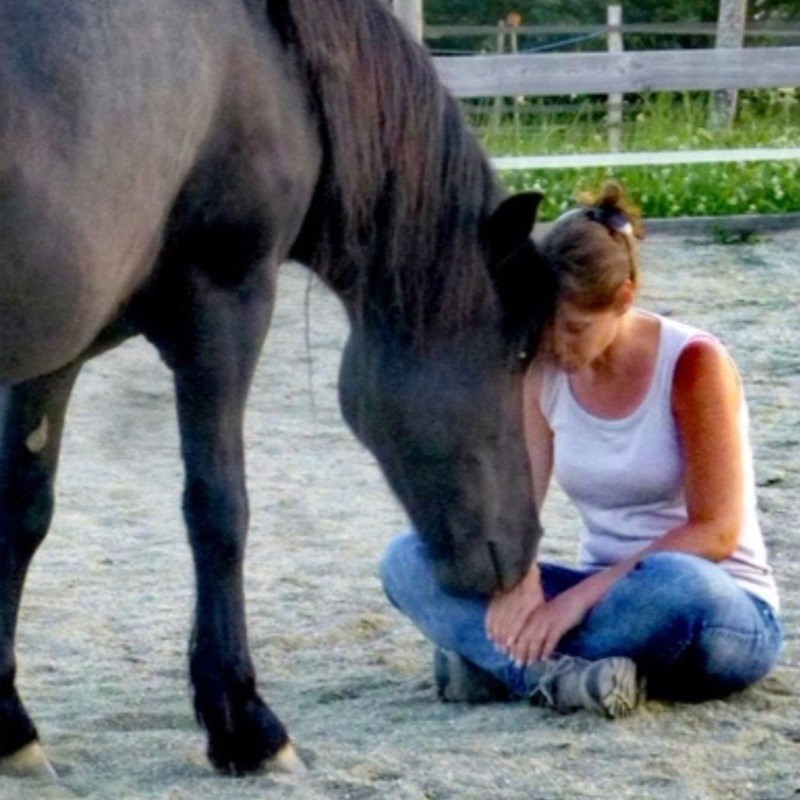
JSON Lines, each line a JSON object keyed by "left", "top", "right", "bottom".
{"left": 530, "top": 655, "right": 580, "bottom": 706}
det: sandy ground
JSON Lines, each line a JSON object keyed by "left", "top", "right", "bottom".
{"left": 2, "top": 228, "right": 798, "bottom": 800}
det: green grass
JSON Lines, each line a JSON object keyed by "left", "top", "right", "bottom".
{"left": 466, "top": 90, "right": 800, "bottom": 220}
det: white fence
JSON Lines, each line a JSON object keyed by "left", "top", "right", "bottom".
{"left": 491, "top": 148, "right": 800, "bottom": 172}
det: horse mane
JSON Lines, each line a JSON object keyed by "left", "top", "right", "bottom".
{"left": 268, "top": 0, "right": 505, "bottom": 344}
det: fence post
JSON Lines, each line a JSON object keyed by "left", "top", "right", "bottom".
{"left": 607, "top": 4, "right": 623, "bottom": 151}
{"left": 506, "top": 11, "right": 521, "bottom": 55}
{"left": 710, "top": 0, "right": 748, "bottom": 129}
{"left": 490, "top": 20, "right": 507, "bottom": 129}
{"left": 496, "top": 19, "right": 507, "bottom": 55}
{"left": 393, "top": 0, "right": 423, "bottom": 43}
{"left": 506, "top": 12, "right": 522, "bottom": 133}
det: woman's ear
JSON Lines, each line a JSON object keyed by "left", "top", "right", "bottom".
{"left": 614, "top": 279, "right": 636, "bottom": 313}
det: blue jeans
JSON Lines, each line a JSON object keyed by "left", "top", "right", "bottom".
{"left": 380, "top": 532, "right": 784, "bottom": 702}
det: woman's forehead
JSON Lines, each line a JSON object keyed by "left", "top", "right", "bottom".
{"left": 555, "top": 301, "right": 605, "bottom": 323}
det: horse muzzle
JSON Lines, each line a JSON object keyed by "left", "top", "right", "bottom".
{"left": 432, "top": 537, "right": 532, "bottom": 596}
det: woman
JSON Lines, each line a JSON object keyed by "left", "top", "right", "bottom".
{"left": 380, "top": 183, "right": 783, "bottom": 718}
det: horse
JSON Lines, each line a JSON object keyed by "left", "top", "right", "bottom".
{"left": 0, "top": 0, "right": 553, "bottom": 777}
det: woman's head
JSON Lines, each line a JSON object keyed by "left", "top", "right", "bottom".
{"left": 541, "top": 182, "right": 645, "bottom": 310}
{"left": 540, "top": 183, "right": 645, "bottom": 371}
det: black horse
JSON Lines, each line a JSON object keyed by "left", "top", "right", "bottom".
{"left": 0, "top": 0, "right": 553, "bottom": 777}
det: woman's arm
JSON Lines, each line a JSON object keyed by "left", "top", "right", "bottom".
{"left": 660, "top": 337, "right": 745, "bottom": 561}
{"left": 485, "top": 365, "right": 553, "bottom": 649}
{"left": 522, "top": 363, "right": 554, "bottom": 512}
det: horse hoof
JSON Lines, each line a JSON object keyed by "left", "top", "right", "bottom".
{"left": 265, "top": 742, "right": 307, "bottom": 775}
{"left": 0, "top": 741, "right": 58, "bottom": 780}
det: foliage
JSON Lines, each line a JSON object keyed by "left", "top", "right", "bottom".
{"left": 469, "top": 90, "right": 800, "bottom": 219}
{"left": 752, "top": 0, "right": 800, "bottom": 20}
{"left": 424, "top": 0, "right": 800, "bottom": 51}
{"left": 424, "top": 1, "right": 605, "bottom": 26}
{"left": 423, "top": 3, "right": 800, "bottom": 217}
{"left": 501, "top": 161, "right": 799, "bottom": 220}
{"left": 423, "top": 0, "right": 800, "bottom": 24}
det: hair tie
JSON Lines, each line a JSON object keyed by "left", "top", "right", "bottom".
{"left": 587, "top": 207, "right": 634, "bottom": 237}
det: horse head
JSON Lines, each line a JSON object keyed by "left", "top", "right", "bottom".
{"left": 339, "top": 193, "right": 554, "bottom": 595}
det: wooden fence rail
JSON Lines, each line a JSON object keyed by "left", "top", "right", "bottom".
{"left": 433, "top": 47, "right": 800, "bottom": 171}
{"left": 434, "top": 46, "right": 800, "bottom": 98}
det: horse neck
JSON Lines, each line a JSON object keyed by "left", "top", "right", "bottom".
{"left": 274, "top": 0, "right": 504, "bottom": 343}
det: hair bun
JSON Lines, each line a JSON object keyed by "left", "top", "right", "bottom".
{"left": 579, "top": 181, "right": 645, "bottom": 239}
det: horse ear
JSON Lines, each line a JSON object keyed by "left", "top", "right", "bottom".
{"left": 483, "top": 191, "right": 544, "bottom": 262}
{"left": 483, "top": 192, "right": 555, "bottom": 360}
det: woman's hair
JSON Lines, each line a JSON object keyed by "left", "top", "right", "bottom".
{"left": 541, "top": 182, "right": 645, "bottom": 309}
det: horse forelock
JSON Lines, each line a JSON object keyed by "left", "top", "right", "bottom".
{"left": 269, "top": 0, "right": 504, "bottom": 346}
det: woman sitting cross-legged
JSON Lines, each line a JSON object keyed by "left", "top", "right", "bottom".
{"left": 380, "top": 183, "right": 783, "bottom": 718}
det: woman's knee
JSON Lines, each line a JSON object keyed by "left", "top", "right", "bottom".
{"left": 629, "top": 554, "right": 782, "bottom": 699}
{"left": 633, "top": 551, "right": 740, "bottom": 610}
{"left": 379, "top": 531, "right": 433, "bottom": 609}
{"left": 637, "top": 550, "right": 712, "bottom": 577}
{"left": 579, "top": 553, "right": 742, "bottom": 658}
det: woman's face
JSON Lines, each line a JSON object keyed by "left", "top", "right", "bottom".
{"left": 550, "top": 300, "right": 624, "bottom": 373}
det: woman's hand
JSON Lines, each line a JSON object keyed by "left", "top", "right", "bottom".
{"left": 485, "top": 564, "right": 545, "bottom": 656}
{"left": 488, "top": 565, "right": 626, "bottom": 665}
{"left": 494, "top": 547, "right": 651, "bottom": 664}
{"left": 500, "top": 585, "right": 594, "bottom": 665}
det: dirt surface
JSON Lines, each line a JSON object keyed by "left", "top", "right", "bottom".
{"left": 2, "top": 228, "right": 798, "bottom": 800}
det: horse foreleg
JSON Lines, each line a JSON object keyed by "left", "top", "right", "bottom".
{"left": 152, "top": 268, "right": 303, "bottom": 776}
{"left": 0, "top": 364, "right": 81, "bottom": 779}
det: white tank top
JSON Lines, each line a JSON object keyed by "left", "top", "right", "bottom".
{"left": 540, "top": 312, "right": 779, "bottom": 610}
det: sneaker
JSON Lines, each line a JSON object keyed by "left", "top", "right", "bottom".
{"left": 434, "top": 648, "right": 512, "bottom": 704}
{"left": 527, "top": 655, "right": 642, "bottom": 718}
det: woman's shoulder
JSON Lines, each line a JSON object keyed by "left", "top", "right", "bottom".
{"left": 644, "top": 311, "right": 727, "bottom": 376}
{"left": 672, "top": 335, "right": 741, "bottom": 413}
{"left": 636, "top": 310, "right": 740, "bottom": 412}
{"left": 650, "top": 311, "right": 733, "bottom": 377}
{"left": 650, "top": 311, "right": 719, "bottom": 351}
{"left": 525, "top": 357, "right": 560, "bottom": 400}
{"left": 525, "top": 359, "right": 547, "bottom": 392}
{"left": 524, "top": 358, "right": 565, "bottom": 421}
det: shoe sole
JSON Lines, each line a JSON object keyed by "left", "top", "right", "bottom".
{"left": 586, "top": 657, "right": 641, "bottom": 718}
